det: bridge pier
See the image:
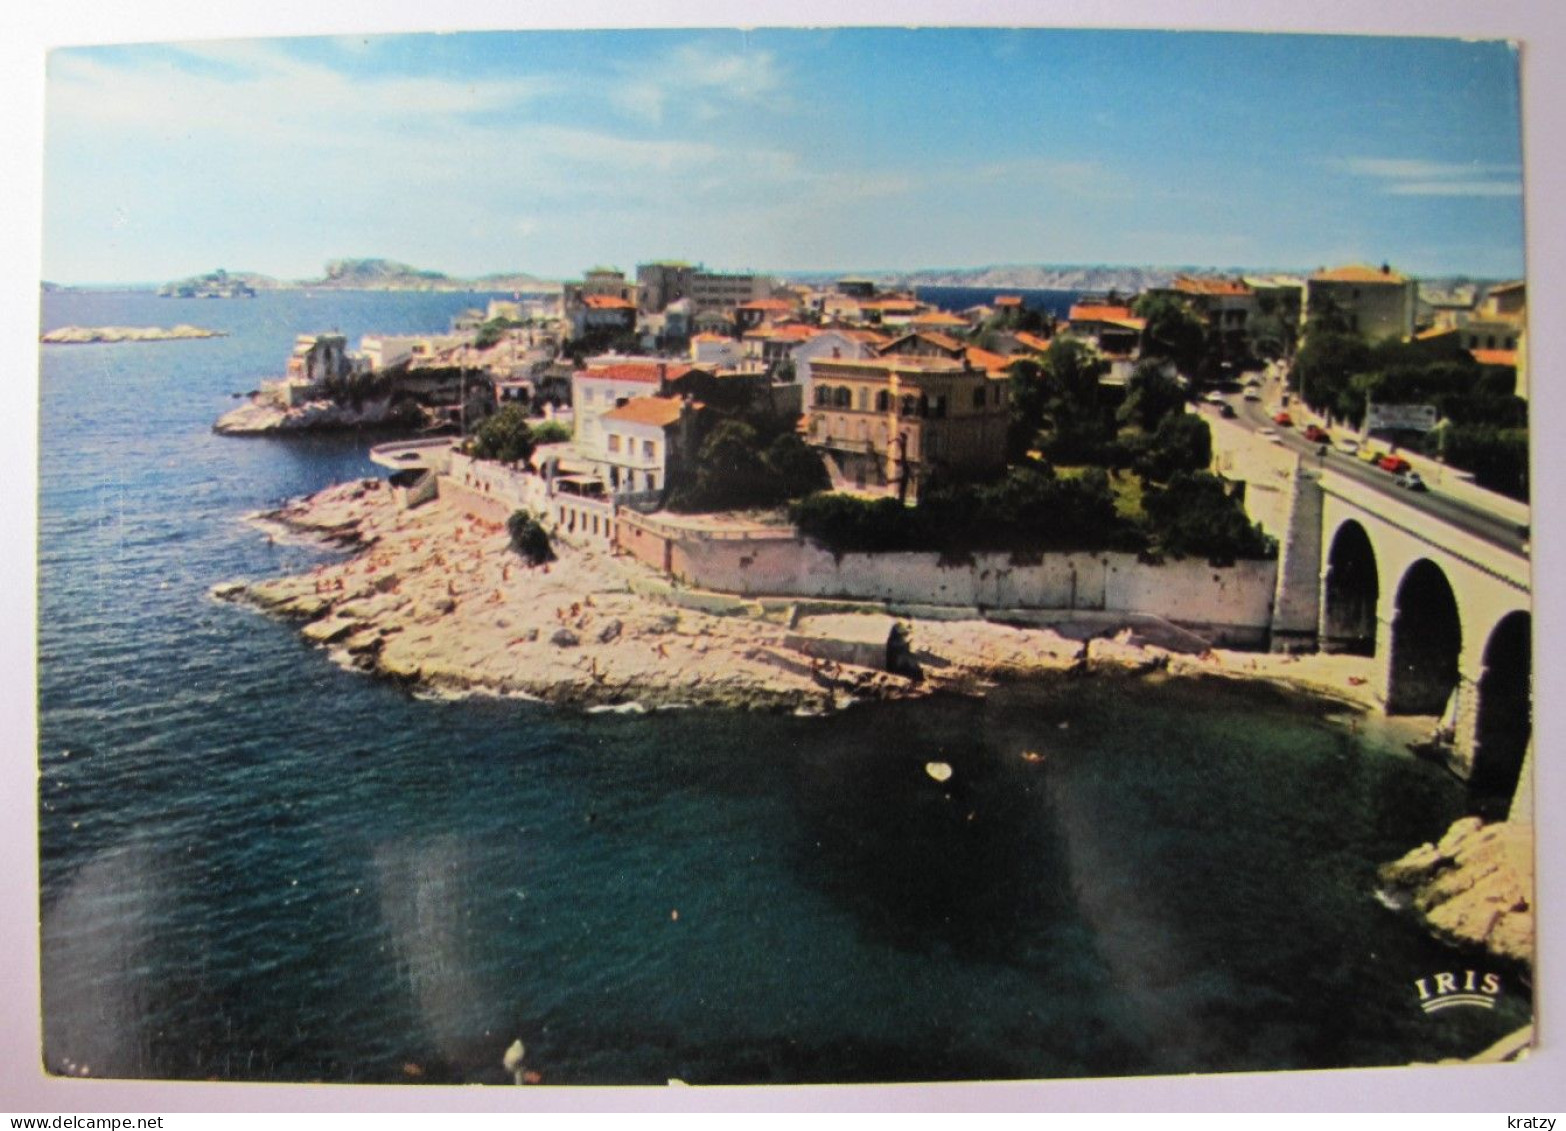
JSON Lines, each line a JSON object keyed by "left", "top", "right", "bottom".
{"left": 1270, "top": 468, "right": 1323, "bottom": 652}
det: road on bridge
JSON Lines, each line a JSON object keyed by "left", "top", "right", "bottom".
{"left": 1217, "top": 389, "right": 1529, "bottom": 557}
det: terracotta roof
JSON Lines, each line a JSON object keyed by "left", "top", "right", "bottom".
{"left": 582, "top": 295, "right": 637, "bottom": 309}
{"left": 1169, "top": 275, "right": 1252, "bottom": 296}
{"left": 1069, "top": 304, "right": 1136, "bottom": 323}
{"left": 994, "top": 295, "right": 1024, "bottom": 307}
{"left": 1309, "top": 264, "right": 1410, "bottom": 284}
{"left": 600, "top": 396, "right": 687, "bottom": 428}
{"left": 812, "top": 356, "right": 971, "bottom": 375}
{"left": 1470, "top": 349, "right": 1518, "bottom": 367}
{"left": 578, "top": 363, "right": 694, "bottom": 384}
{"left": 745, "top": 323, "right": 818, "bottom": 341}
{"left": 1487, "top": 280, "right": 1526, "bottom": 295}
{"left": 911, "top": 310, "right": 970, "bottom": 326}
{"left": 1014, "top": 332, "right": 1053, "bottom": 352}
{"left": 691, "top": 333, "right": 731, "bottom": 343}
{"left": 738, "top": 298, "right": 796, "bottom": 311}
{"left": 963, "top": 347, "right": 1013, "bottom": 374}
{"left": 1414, "top": 326, "right": 1459, "bottom": 341}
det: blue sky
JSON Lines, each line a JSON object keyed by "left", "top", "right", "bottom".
{"left": 41, "top": 27, "right": 1525, "bottom": 283}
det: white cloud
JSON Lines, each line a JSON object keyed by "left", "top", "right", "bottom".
{"left": 1340, "top": 155, "right": 1522, "bottom": 197}
{"left": 604, "top": 39, "right": 786, "bottom": 125}
{"left": 1385, "top": 180, "right": 1522, "bottom": 197}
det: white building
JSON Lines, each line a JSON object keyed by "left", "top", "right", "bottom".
{"left": 572, "top": 361, "right": 690, "bottom": 459}
{"left": 792, "top": 329, "right": 888, "bottom": 389}
{"left": 597, "top": 396, "right": 695, "bottom": 495}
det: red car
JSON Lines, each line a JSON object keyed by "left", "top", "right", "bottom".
{"left": 1303, "top": 424, "right": 1331, "bottom": 443}
{"left": 1273, "top": 412, "right": 1293, "bottom": 427}
{"left": 1378, "top": 455, "right": 1411, "bottom": 474}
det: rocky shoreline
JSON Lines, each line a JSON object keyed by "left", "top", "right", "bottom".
{"left": 41, "top": 324, "right": 227, "bottom": 344}
{"left": 1379, "top": 816, "right": 1534, "bottom": 967}
{"left": 214, "top": 479, "right": 1392, "bottom": 715}
{"left": 214, "top": 397, "right": 428, "bottom": 435}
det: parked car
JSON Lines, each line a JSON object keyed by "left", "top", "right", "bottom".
{"left": 1203, "top": 391, "right": 1227, "bottom": 405}
{"left": 1273, "top": 412, "right": 1293, "bottom": 427}
{"left": 1395, "top": 472, "right": 1428, "bottom": 492}
{"left": 1357, "top": 447, "right": 1385, "bottom": 464}
{"left": 1303, "top": 424, "right": 1331, "bottom": 443}
{"left": 1335, "top": 439, "right": 1361, "bottom": 456}
{"left": 1243, "top": 390, "right": 1262, "bottom": 402}
{"left": 1378, "top": 454, "right": 1412, "bottom": 474}
{"left": 1219, "top": 403, "right": 1237, "bottom": 419}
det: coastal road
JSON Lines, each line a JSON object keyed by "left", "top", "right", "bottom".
{"left": 1220, "top": 390, "right": 1530, "bottom": 557}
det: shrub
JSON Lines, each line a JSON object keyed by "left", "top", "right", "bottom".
{"left": 470, "top": 404, "right": 537, "bottom": 465}
{"left": 506, "top": 510, "right": 555, "bottom": 566}
{"left": 531, "top": 419, "right": 573, "bottom": 444}
{"left": 1143, "top": 473, "right": 1276, "bottom": 563}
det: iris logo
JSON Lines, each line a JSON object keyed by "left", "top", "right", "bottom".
{"left": 1414, "top": 970, "right": 1502, "bottom": 1013}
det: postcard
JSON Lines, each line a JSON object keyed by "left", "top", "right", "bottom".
{"left": 14, "top": 9, "right": 1555, "bottom": 1111}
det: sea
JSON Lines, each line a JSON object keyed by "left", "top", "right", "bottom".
{"left": 35, "top": 289, "right": 1528, "bottom": 1086}
{"left": 913, "top": 285, "right": 1081, "bottom": 317}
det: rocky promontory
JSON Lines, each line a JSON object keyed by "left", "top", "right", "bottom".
{"left": 213, "top": 396, "right": 426, "bottom": 435}
{"left": 41, "top": 324, "right": 227, "bottom": 344}
{"left": 213, "top": 479, "right": 1409, "bottom": 719}
{"left": 1378, "top": 816, "right": 1534, "bottom": 966}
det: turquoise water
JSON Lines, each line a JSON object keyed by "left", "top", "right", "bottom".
{"left": 36, "top": 291, "right": 1530, "bottom": 1085}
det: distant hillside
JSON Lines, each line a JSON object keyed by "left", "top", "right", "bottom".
{"left": 158, "top": 268, "right": 275, "bottom": 298}
{"left": 303, "top": 258, "right": 556, "bottom": 293}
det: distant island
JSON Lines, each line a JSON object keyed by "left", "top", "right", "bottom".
{"left": 150, "top": 258, "right": 558, "bottom": 297}
{"left": 41, "top": 324, "right": 228, "bottom": 344}
{"left": 158, "top": 269, "right": 260, "bottom": 298}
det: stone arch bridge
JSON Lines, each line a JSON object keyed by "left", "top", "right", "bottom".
{"left": 1270, "top": 467, "right": 1531, "bottom": 818}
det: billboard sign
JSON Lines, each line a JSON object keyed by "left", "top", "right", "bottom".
{"left": 1367, "top": 403, "right": 1439, "bottom": 432}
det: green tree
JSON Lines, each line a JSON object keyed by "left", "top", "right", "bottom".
{"left": 1304, "top": 290, "right": 1352, "bottom": 336}
{"left": 530, "top": 419, "right": 573, "bottom": 444}
{"left": 669, "top": 420, "right": 773, "bottom": 512}
{"left": 506, "top": 510, "right": 555, "bottom": 566}
{"left": 1118, "top": 360, "right": 1187, "bottom": 432}
{"left": 1135, "top": 412, "right": 1213, "bottom": 483}
{"left": 1133, "top": 293, "right": 1207, "bottom": 376}
{"left": 1143, "top": 473, "right": 1275, "bottom": 563}
{"left": 764, "top": 432, "right": 830, "bottom": 499}
{"left": 1292, "top": 331, "right": 1371, "bottom": 424}
{"left": 469, "top": 403, "right": 538, "bottom": 465}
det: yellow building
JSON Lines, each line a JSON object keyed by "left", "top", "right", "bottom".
{"left": 806, "top": 356, "right": 1009, "bottom": 493}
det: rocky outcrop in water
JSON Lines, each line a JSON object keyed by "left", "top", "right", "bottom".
{"left": 41, "top": 324, "right": 227, "bottom": 344}
{"left": 1378, "top": 817, "right": 1534, "bottom": 966}
{"left": 213, "top": 396, "right": 427, "bottom": 435}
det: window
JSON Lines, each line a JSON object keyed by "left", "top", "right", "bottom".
{"left": 643, "top": 440, "right": 656, "bottom": 460}
{"left": 815, "top": 385, "right": 831, "bottom": 407}
{"left": 857, "top": 387, "right": 868, "bottom": 411}
{"left": 900, "top": 395, "right": 919, "bottom": 417}
{"left": 607, "top": 434, "right": 621, "bottom": 453}
{"left": 876, "top": 390, "right": 891, "bottom": 412}
{"left": 973, "top": 387, "right": 987, "bottom": 408}
{"left": 834, "top": 386, "right": 852, "bottom": 409}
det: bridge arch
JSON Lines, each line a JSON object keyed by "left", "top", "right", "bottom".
{"left": 1386, "top": 558, "right": 1463, "bottom": 716}
{"left": 1470, "top": 610, "right": 1531, "bottom": 817}
{"left": 1321, "top": 519, "right": 1379, "bottom": 655}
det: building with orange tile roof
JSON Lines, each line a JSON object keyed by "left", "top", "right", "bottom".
{"left": 597, "top": 395, "right": 698, "bottom": 495}
{"left": 573, "top": 360, "right": 703, "bottom": 458}
{"left": 1146, "top": 274, "right": 1258, "bottom": 360}
{"left": 805, "top": 355, "right": 1009, "bottom": 495}
{"left": 1305, "top": 263, "right": 1418, "bottom": 342}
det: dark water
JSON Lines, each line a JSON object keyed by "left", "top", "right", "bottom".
{"left": 914, "top": 286, "right": 1081, "bottom": 318}
{"left": 36, "top": 290, "right": 1528, "bottom": 1086}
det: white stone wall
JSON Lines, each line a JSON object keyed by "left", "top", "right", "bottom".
{"left": 661, "top": 535, "right": 1277, "bottom": 634}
